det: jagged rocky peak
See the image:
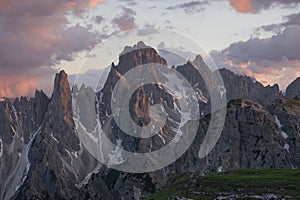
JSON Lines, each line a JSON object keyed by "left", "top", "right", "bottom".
{"left": 121, "top": 41, "right": 150, "bottom": 54}
{"left": 40, "top": 69, "right": 79, "bottom": 152}
{"left": 12, "top": 70, "right": 86, "bottom": 200}
{"left": 176, "top": 55, "right": 209, "bottom": 105}
{"left": 285, "top": 77, "right": 300, "bottom": 99}
{"left": 192, "top": 54, "right": 205, "bottom": 65}
{"left": 99, "top": 41, "right": 169, "bottom": 122}
{"left": 11, "top": 89, "right": 49, "bottom": 143}
{"left": 52, "top": 70, "right": 70, "bottom": 99}
{"left": 116, "top": 41, "right": 167, "bottom": 74}
{"left": 49, "top": 70, "right": 73, "bottom": 122}
{"left": 218, "top": 68, "right": 281, "bottom": 106}
{"left": 0, "top": 99, "right": 18, "bottom": 144}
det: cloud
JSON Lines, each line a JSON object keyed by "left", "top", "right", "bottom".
{"left": 157, "top": 42, "right": 197, "bottom": 66}
{"left": 224, "top": 26, "right": 300, "bottom": 63}
{"left": 95, "top": 15, "right": 104, "bottom": 24}
{"left": 0, "top": 67, "right": 55, "bottom": 98}
{"left": 118, "top": 0, "right": 138, "bottom": 6}
{"left": 282, "top": 12, "right": 300, "bottom": 27}
{"left": 211, "top": 26, "right": 300, "bottom": 90}
{"left": 229, "top": 0, "right": 300, "bottom": 13}
{"left": 112, "top": 6, "right": 137, "bottom": 31}
{"left": 166, "top": 0, "right": 209, "bottom": 14}
{"left": 0, "top": 0, "right": 104, "bottom": 97}
{"left": 258, "top": 12, "right": 300, "bottom": 33}
{"left": 0, "top": 78, "right": 39, "bottom": 98}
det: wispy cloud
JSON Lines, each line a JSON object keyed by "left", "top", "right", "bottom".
{"left": 166, "top": 0, "right": 209, "bottom": 14}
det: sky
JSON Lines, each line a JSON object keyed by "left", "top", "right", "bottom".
{"left": 0, "top": 0, "right": 300, "bottom": 97}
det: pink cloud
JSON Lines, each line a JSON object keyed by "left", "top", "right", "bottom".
{"left": 229, "top": 0, "right": 300, "bottom": 13}
{"left": 229, "top": 0, "right": 253, "bottom": 13}
{"left": 0, "top": 0, "right": 104, "bottom": 97}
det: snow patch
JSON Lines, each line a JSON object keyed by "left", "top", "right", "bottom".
{"left": 274, "top": 116, "right": 291, "bottom": 155}
{"left": 50, "top": 133, "right": 59, "bottom": 143}
{"left": 217, "top": 166, "right": 223, "bottom": 173}
{"left": 195, "top": 88, "right": 208, "bottom": 103}
{"left": 284, "top": 143, "right": 290, "bottom": 155}
{"left": 274, "top": 116, "right": 283, "bottom": 129}
{"left": 281, "top": 131, "right": 288, "bottom": 139}
{"left": 157, "top": 133, "right": 166, "bottom": 145}
{"left": 10, "top": 126, "right": 16, "bottom": 135}
{"left": 23, "top": 128, "right": 41, "bottom": 181}
{"left": 218, "top": 85, "right": 226, "bottom": 99}
{"left": 0, "top": 138, "right": 3, "bottom": 158}
{"left": 108, "top": 139, "right": 125, "bottom": 167}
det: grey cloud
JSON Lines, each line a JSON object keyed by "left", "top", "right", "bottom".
{"left": 258, "top": 12, "right": 300, "bottom": 33}
{"left": 95, "top": 15, "right": 104, "bottom": 24}
{"left": 282, "top": 13, "right": 300, "bottom": 27}
{"left": 53, "top": 25, "right": 101, "bottom": 63}
{"left": 112, "top": 6, "right": 137, "bottom": 31}
{"left": 137, "top": 28, "right": 159, "bottom": 36}
{"left": 118, "top": 0, "right": 138, "bottom": 6}
{"left": 251, "top": 0, "right": 300, "bottom": 11}
{"left": 166, "top": 0, "right": 209, "bottom": 14}
{"left": 259, "top": 24, "right": 282, "bottom": 33}
{"left": 219, "top": 26, "right": 300, "bottom": 64}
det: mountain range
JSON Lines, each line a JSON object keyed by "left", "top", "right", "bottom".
{"left": 0, "top": 42, "right": 300, "bottom": 200}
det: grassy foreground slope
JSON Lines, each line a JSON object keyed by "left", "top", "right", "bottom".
{"left": 146, "top": 169, "right": 300, "bottom": 200}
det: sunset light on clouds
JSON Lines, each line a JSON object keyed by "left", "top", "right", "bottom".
{"left": 230, "top": 0, "right": 253, "bottom": 13}
{"left": 0, "top": 0, "right": 300, "bottom": 97}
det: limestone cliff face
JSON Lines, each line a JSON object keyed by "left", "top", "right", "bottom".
{"left": 199, "top": 99, "right": 291, "bottom": 170}
{"left": 0, "top": 91, "right": 49, "bottom": 200}
{"left": 286, "top": 77, "right": 300, "bottom": 99}
{"left": 80, "top": 99, "right": 294, "bottom": 199}
{"left": 12, "top": 90, "right": 49, "bottom": 143}
{"left": 268, "top": 97, "right": 300, "bottom": 168}
{"left": 153, "top": 99, "right": 291, "bottom": 184}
